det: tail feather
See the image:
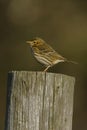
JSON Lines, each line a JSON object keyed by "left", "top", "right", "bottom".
{"left": 66, "top": 60, "right": 78, "bottom": 64}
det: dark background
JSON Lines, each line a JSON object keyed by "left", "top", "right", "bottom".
{"left": 0, "top": 0, "right": 87, "bottom": 130}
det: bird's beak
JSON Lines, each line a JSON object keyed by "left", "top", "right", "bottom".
{"left": 26, "top": 41, "right": 33, "bottom": 45}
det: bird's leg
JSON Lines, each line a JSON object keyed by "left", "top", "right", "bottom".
{"left": 43, "top": 66, "right": 50, "bottom": 72}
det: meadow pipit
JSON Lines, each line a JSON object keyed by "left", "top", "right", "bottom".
{"left": 26, "top": 37, "right": 77, "bottom": 72}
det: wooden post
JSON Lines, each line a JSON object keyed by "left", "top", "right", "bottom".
{"left": 5, "top": 71, "right": 75, "bottom": 130}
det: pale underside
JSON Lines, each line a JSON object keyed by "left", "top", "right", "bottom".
{"left": 34, "top": 52, "right": 65, "bottom": 67}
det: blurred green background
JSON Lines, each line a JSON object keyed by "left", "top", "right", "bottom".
{"left": 0, "top": 0, "right": 87, "bottom": 130}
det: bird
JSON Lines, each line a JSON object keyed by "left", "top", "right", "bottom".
{"left": 26, "top": 37, "right": 77, "bottom": 72}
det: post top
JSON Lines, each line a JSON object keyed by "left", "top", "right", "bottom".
{"left": 9, "top": 71, "right": 75, "bottom": 81}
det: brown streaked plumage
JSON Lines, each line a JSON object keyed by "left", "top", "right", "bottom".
{"left": 26, "top": 37, "right": 77, "bottom": 71}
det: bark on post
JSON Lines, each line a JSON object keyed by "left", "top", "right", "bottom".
{"left": 5, "top": 71, "right": 75, "bottom": 130}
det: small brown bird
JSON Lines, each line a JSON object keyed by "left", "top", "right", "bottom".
{"left": 26, "top": 37, "right": 77, "bottom": 72}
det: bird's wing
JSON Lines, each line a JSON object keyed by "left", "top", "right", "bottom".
{"left": 37, "top": 44, "right": 55, "bottom": 53}
{"left": 37, "top": 44, "right": 66, "bottom": 61}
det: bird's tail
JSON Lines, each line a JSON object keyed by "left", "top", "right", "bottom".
{"left": 66, "top": 59, "right": 78, "bottom": 64}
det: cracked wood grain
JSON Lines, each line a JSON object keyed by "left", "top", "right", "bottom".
{"left": 5, "top": 71, "right": 75, "bottom": 130}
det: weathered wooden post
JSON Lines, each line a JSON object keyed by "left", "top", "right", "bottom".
{"left": 5, "top": 71, "right": 75, "bottom": 130}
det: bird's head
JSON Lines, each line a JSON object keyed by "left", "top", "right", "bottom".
{"left": 26, "top": 37, "right": 45, "bottom": 47}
